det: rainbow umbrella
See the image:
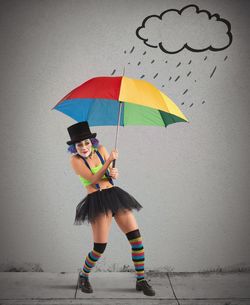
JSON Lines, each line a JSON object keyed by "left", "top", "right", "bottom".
{"left": 52, "top": 76, "right": 188, "bottom": 164}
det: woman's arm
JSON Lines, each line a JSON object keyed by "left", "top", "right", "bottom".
{"left": 99, "top": 145, "right": 112, "bottom": 170}
{"left": 99, "top": 145, "right": 119, "bottom": 179}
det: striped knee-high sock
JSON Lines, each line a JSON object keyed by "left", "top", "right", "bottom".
{"left": 81, "top": 242, "right": 107, "bottom": 278}
{"left": 126, "top": 229, "right": 145, "bottom": 282}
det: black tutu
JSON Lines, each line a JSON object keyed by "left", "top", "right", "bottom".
{"left": 74, "top": 186, "right": 143, "bottom": 225}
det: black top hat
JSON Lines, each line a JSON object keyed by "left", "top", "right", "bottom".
{"left": 66, "top": 121, "right": 97, "bottom": 145}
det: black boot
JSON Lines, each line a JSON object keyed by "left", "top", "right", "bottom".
{"left": 136, "top": 279, "right": 155, "bottom": 296}
{"left": 78, "top": 273, "right": 93, "bottom": 293}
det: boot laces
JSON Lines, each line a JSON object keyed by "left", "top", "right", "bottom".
{"left": 141, "top": 279, "right": 152, "bottom": 288}
{"left": 80, "top": 276, "right": 91, "bottom": 288}
{"left": 84, "top": 279, "right": 91, "bottom": 289}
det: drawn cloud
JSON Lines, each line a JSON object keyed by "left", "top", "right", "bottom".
{"left": 136, "top": 4, "right": 233, "bottom": 54}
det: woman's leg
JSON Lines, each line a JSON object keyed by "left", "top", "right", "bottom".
{"left": 114, "top": 209, "right": 145, "bottom": 281}
{"left": 81, "top": 211, "right": 113, "bottom": 278}
{"left": 91, "top": 210, "right": 113, "bottom": 242}
{"left": 113, "top": 209, "right": 138, "bottom": 234}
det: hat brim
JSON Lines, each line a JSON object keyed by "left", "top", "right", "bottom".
{"left": 67, "top": 133, "right": 97, "bottom": 145}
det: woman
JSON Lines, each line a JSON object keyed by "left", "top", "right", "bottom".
{"left": 67, "top": 121, "right": 155, "bottom": 296}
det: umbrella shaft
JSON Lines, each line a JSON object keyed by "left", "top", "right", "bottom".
{"left": 113, "top": 101, "right": 123, "bottom": 168}
{"left": 114, "top": 101, "right": 123, "bottom": 149}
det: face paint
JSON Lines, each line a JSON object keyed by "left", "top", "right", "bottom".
{"left": 75, "top": 139, "right": 92, "bottom": 158}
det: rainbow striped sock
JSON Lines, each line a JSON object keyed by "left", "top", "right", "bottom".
{"left": 126, "top": 229, "right": 145, "bottom": 281}
{"left": 80, "top": 249, "right": 102, "bottom": 278}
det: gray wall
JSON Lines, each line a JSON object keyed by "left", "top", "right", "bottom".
{"left": 0, "top": 0, "right": 249, "bottom": 272}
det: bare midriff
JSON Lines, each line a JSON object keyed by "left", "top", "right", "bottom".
{"left": 85, "top": 179, "right": 114, "bottom": 194}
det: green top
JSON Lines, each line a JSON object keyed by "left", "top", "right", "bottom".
{"left": 79, "top": 163, "right": 107, "bottom": 187}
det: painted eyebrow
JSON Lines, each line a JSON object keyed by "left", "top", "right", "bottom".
{"left": 76, "top": 140, "right": 90, "bottom": 144}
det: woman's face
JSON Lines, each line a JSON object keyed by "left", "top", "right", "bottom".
{"left": 75, "top": 139, "right": 92, "bottom": 157}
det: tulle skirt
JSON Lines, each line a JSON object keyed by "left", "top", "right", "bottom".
{"left": 74, "top": 186, "right": 143, "bottom": 225}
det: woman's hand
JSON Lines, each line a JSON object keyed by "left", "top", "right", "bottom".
{"left": 109, "top": 167, "right": 119, "bottom": 179}
{"left": 108, "top": 149, "right": 118, "bottom": 162}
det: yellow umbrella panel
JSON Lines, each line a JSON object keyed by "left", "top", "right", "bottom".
{"left": 119, "top": 76, "right": 188, "bottom": 126}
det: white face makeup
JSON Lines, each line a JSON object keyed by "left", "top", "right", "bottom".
{"left": 75, "top": 139, "right": 92, "bottom": 157}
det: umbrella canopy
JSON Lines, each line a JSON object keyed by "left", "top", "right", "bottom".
{"left": 52, "top": 76, "right": 188, "bottom": 126}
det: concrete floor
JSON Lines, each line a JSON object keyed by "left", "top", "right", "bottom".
{"left": 0, "top": 271, "right": 249, "bottom": 305}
